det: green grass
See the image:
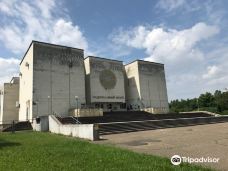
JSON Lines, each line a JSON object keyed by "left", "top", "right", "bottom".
{"left": 0, "top": 131, "right": 213, "bottom": 171}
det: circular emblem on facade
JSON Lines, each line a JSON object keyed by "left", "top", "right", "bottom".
{"left": 99, "top": 69, "right": 117, "bottom": 89}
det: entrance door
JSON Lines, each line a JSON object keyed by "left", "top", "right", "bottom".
{"left": 108, "top": 104, "right": 112, "bottom": 111}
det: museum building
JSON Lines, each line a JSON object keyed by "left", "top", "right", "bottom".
{"left": 0, "top": 41, "right": 169, "bottom": 124}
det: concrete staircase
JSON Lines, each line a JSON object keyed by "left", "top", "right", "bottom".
{"left": 98, "top": 116, "right": 228, "bottom": 135}
{"left": 77, "top": 111, "right": 212, "bottom": 124}
{"left": 54, "top": 111, "right": 228, "bottom": 136}
{"left": 2, "top": 121, "right": 32, "bottom": 132}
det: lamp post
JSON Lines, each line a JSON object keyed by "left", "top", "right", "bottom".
{"left": 75, "top": 96, "right": 79, "bottom": 122}
{"left": 48, "top": 96, "right": 50, "bottom": 115}
{"left": 36, "top": 101, "right": 39, "bottom": 117}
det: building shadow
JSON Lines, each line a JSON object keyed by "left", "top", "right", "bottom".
{"left": 0, "top": 139, "right": 21, "bottom": 149}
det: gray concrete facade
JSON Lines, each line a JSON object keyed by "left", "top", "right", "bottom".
{"left": 19, "top": 41, "right": 86, "bottom": 121}
{"left": 125, "top": 60, "right": 169, "bottom": 113}
{"left": 85, "top": 56, "right": 125, "bottom": 111}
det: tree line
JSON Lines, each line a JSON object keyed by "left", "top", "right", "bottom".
{"left": 169, "top": 90, "right": 228, "bottom": 115}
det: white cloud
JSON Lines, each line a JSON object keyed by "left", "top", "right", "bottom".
{"left": 0, "top": 0, "right": 15, "bottom": 15}
{"left": 51, "top": 19, "right": 88, "bottom": 50}
{"left": 0, "top": 57, "right": 20, "bottom": 86}
{"left": 112, "top": 26, "right": 149, "bottom": 49}
{"left": 0, "top": 0, "right": 88, "bottom": 54}
{"left": 202, "top": 65, "right": 219, "bottom": 79}
{"left": 111, "top": 23, "right": 224, "bottom": 100}
{"left": 0, "top": 0, "right": 89, "bottom": 87}
{"left": 156, "top": 0, "right": 186, "bottom": 11}
{"left": 36, "top": 0, "right": 56, "bottom": 19}
{"left": 112, "top": 22, "right": 219, "bottom": 64}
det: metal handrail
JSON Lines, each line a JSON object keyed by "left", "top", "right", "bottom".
{"left": 71, "top": 116, "right": 81, "bottom": 124}
{"left": 54, "top": 115, "right": 81, "bottom": 124}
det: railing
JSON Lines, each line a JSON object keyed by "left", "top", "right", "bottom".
{"left": 0, "top": 119, "right": 33, "bottom": 125}
{"left": 70, "top": 116, "right": 81, "bottom": 124}
{"left": 55, "top": 115, "right": 81, "bottom": 124}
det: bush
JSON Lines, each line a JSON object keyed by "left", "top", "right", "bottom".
{"left": 220, "top": 110, "right": 228, "bottom": 115}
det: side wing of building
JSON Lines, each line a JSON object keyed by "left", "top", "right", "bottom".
{"left": 124, "top": 61, "right": 141, "bottom": 110}
{"left": 0, "top": 78, "right": 19, "bottom": 124}
{"left": 32, "top": 42, "right": 85, "bottom": 117}
{"left": 138, "top": 61, "right": 169, "bottom": 113}
{"left": 125, "top": 60, "right": 169, "bottom": 113}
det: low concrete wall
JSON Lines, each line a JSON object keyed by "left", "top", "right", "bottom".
{"left": 49, "top": 115, "right": 60, "bottom": 134}
{"left": 69, "top": 108, "right": 103, "bottom": 117}
{"left": 32, "top": 121, "right": 41, "bottom": 131}
{"left": 49, "top": 115, "right": 98, "bottom": 141}
{"left": 32, "top": 116, "right": 49, "bottom": 131}
{"left": 142, "top": 107, "right": 169, "bottom": 114}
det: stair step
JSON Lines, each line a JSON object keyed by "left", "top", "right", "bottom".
{"left": 2, "top": 121, "right": 32, "bottom": 132}
{"left": 98, "top": 116, "right": 228, "bottom": 135}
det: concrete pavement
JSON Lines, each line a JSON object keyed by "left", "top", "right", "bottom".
{"left": 95, "top": 122, "right": 228, "bottom": 171}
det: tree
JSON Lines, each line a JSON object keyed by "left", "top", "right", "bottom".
{"left": 169, "top": 90, "right": 227, "bottom": 113}
{"left": 218, "top": 91, "right": 228, "bottom": 111}
{"left": 198, "top": 92, "right": 215, "bottom": 107}
{"left": 214, "top": 90, "right": 222, "bottom": 112}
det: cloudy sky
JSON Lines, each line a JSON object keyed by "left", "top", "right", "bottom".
{"left": 0, "top": 0, "right": 227, "bottom": 100}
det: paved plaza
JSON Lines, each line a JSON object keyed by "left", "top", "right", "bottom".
{"left": 96, "top": 122, "right": 228, "bottom": 171}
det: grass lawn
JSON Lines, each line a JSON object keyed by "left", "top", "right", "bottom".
{"left": 0, "top": 131, "right": 213, "bottom": 171}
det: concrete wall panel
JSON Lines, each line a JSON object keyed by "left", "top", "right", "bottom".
{"left": 125, "top": 60, "right": 169, "bottom": 113}
{"left": 0, "top": 78, "right": 19, "bottom": 124}
{"left": 19, "top": 42, "right": 86, "bottom": 120}
{"left": 85, "top": 57, "right": 125, "bottom": 104}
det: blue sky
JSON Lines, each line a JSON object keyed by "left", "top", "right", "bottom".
{"left": 0, "top": 0, "right": 228, "bottom": 100}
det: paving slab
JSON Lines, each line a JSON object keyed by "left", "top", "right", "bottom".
{"left": 95, "top": 122, "right": 228, "bottom": 171}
